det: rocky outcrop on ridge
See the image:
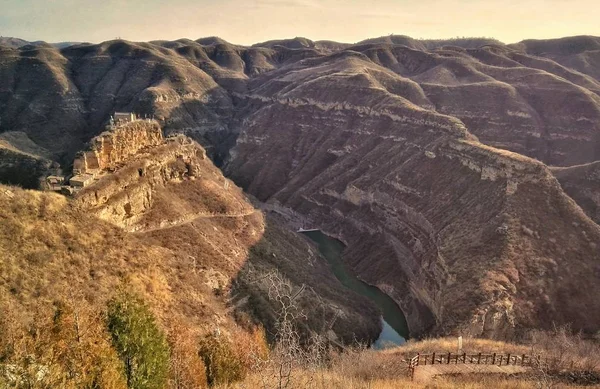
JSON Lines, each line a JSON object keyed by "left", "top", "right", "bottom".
{"left": 73, "top": 120, "right": 163, "bottom": 175}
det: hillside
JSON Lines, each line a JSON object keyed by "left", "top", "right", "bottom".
{"left": 552, "top": 161, "right": 600, "bottom": 224}
{"left": 0, "top": 34, "right": 599, "bottom": 343}
{"left": 0, "top": 35, "right": 597, "bottom": 169}
{"left": 0, "top": 130, "right": 57, "bottom": 188}
{"left": 0, "top": 37, "right": 29, "bottom": 49}
{"left": 0, "top": 120, "right": 380, "bottom": 345}
{"left": 0, "top": 36, "right": 82, "bottom": 49}
{"left": 225, "top": 49, "right": 600, "bottom": 339}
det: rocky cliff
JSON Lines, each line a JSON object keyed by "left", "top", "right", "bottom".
{"left": 73, "top": 120, "right": 163, "bottom": 175}
{"left": 225, "top": 50, "right": 600, "bottom": 339}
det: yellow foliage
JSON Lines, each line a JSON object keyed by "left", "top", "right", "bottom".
{"left": 0, "top": 298, "right": 127, "bottom": 389}
{"left": 168, "top": 323, "right": 208, "bottom": 389}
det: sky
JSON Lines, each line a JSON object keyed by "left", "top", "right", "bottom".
{"left": 0, "top": 0, "right": 598, "bottom": 45}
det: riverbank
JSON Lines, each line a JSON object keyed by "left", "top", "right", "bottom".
{"left": 301, "top": 229, "right": 409, "bottom": 348}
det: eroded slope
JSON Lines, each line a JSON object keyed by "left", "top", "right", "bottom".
{"left": 71, "top": 122, "right": 380, "bottom": 341}
{"left": 225, "top": 52, "right": 600, "bottom": 339}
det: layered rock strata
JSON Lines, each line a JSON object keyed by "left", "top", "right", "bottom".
{"left": 225, "top": 52, "right": 600, "bottom": 339}
{"left": 0, "top": 36, "right": 599, "bottom": 166}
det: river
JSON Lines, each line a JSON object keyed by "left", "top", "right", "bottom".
{"left": 300, "top": 230, "right": 409, "bottom": 349}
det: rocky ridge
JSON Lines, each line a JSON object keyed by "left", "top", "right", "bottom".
{"left": 73, "top": 120, "right": 163, "bottom": 175}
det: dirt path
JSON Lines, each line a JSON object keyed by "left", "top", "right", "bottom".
{"left": 132, "top": 209, "right": 259, "bottom": 233}
{"left": 413, "top": 364, "right": 530, "bottom": 382}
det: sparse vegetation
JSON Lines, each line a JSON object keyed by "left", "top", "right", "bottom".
{"left": 167, "top": 323, "right": 208, "bottom": 389}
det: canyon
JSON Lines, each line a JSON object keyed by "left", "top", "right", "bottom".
{"left": 0, "top": 34, "right": 599, "bottom": 342}
{"left": 0, "top": 119, "right": 380, "bottom": 348}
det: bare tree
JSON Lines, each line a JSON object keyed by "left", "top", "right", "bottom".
{"left": 242, "top": 270, "right": 327, "bottom": 389}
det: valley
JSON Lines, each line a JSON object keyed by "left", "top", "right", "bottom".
{"left": 0, "top": 32, "right": 600, "bottom": 388}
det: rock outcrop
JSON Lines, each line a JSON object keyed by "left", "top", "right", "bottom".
{"left": 75, "top": 134, "right": 210, "bottom": 229}
{"left": 73, "top": 120, "right": 163, "bottom": 175}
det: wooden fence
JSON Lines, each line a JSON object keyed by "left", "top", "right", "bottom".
{"left": 409, "top": 352, "right": 540, "bottom": 379}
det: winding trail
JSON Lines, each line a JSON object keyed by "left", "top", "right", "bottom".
{"left": 132, "top": 209, "right": 260, "bottom": 234}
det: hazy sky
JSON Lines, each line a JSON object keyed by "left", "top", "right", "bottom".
{"left": 1, "top": 0, "right": 598, "bottom": 45}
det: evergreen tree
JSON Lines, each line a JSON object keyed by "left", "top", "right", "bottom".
{"left": 107, "top": 292, "right": 169, "bottom": 389}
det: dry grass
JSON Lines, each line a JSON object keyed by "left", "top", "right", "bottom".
{"left": 0, "top": 181, "right": 257, "bottom": 339}
{"left": 213, "top": 333, "right": 600, "bottom": 389}
{"left": 215, "top": 368, "right": 583, "bottom": 389}
{"left": 386, "top": 336, "right": 530, "bottom": 359}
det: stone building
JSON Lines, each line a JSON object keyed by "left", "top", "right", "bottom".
{"left": 114, "top": 112, "right": 136, "bottom": 124}
{"left": 69, "top": 174, "right": 94, "bottom": 188}
{"left": 46, "top": 175, "right": 65, "bottom": 191}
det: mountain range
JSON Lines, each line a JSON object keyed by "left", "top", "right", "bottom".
{"left": 0, "top": 34, "right": 599, "bottom": 341}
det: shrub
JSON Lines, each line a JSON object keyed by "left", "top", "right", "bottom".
{"left": 233, "top": 326, "right": 270, "bottom": 371}
{"left": 107, "top": 292, "right": 170, "bottom": 389}
{"left": 198, "top": 332, "right": 245, "bottom": 386}
{"left": 168, "top": 323, "right": 208, "bottom": 389}
{"left": 0, "top": 299, "right": 127, "bottom": 389}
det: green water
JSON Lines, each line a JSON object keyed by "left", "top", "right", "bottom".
{"left": 301, "top": 230, "right": 408, "bottom": 349}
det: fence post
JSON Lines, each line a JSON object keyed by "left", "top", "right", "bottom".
{"left": 478, "top": 352, "right": 482, "bottom": 364}
{"left": 432, "top": 352, "right": 436, "bottom": 365}
{"left": 492, "top": 353, "right": 496, "bottom": 365}
{"left": 462, "top": 352, "right": 466, "bottom": 364}
{"left": 522, "top": 354, "right": 526, "bottom": 366}
{"left": 447, "top": 352, "right": 451, "bottom": 364}
{"left": 417, "top": 353, "right": 420, "bottom": 366}
{"left": 506, "top": 354, "right": 510, "bottom": 367}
